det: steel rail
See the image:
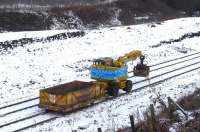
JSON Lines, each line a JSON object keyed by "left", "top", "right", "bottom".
{"left": 130, "top": 60, "right": 200, "bottom": 84}
{"left": 0, "top": 97, "right": 38, "bottom": 110}
{"left": 0, "top": 104, "right": 38, "bottom": 117}
{"left": 128, "top": 51, "right": 200, "bottom": 73}
{"left": 150, "top": 55, "right": 200, "bottom": 72}
{"left": 149, "top": 51, "right": 200, "bottom": 67}
{"left": 132, "top": 66, "right": 200, "bottom": 92}
{"left": 14, "top": 116, "right": 58, "bottom": 132}
{"left": 0, "top": 112, "right": 46, "bottom": 128}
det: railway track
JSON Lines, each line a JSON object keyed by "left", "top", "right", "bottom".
{"left": 131, "top": 57, "right": 200, "bottom": 84}
{"left": 1, "top": 51, "right": 200, "bottom": 112}
{"left": 1, "top": 52, "right": 200, "bottom": 131}
{"left": 13, "top": 64, "right": 200, "bottom": 131}
{"left": 128, "top": 51, "right": 200, "bottom": 74}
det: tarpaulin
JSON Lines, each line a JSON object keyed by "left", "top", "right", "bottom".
{"left": 90, "top": 67, "right": 128, "bottom": 80}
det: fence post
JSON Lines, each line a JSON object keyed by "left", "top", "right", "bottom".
{"left": 150, "top": 104, "right": 158, "bottom": 132}
{"left": 168, "top": 97, "right": 188, "bottom": 120}
{"left": 167, "top": 97, "right": 174, "bottom": 120}
{"left": 129, "top": 115, "right": 135, "bottom": 132}
{"left": 97, "top": 128, "right": 102, "bottom": 132}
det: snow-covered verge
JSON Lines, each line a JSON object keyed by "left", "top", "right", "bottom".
{"left": 118, "top": 87, "right": 200, "bottom": 132}
{"left": 0, "top": 17, "right": 200, "bottom": 131}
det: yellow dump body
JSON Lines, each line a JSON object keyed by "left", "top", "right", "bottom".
{"left": 39, "top": 81, "right": 106, "bottom": 112}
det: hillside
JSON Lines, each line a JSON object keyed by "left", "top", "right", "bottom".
{"left": 0, "top": 0, "right": 196, "bottom": 32}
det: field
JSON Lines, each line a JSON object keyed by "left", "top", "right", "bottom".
{"left": 0, "top": 17, "right": 200, "bottom": 131}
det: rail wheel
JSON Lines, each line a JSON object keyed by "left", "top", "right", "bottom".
{"left": 124, "top": 80, "right": 132, "bottom": 93}
{"left": 108, "top": 87, "right": 119, "bottom": 97}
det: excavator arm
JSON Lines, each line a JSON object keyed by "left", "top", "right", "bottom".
{"left": 114, "top": 50, "right": 149, "bottom": 77}
{"left": 113, "top": 50, "right": 143, "bottom": 67}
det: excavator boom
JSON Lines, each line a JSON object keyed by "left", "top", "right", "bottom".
{"left": 114, "top": 50, "right": 143, "bottom": 67}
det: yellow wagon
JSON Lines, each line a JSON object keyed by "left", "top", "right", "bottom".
{"left": 39, "top": 81, "right": 106, "bottom": 112}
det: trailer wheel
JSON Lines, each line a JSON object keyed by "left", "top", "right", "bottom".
{"left": 108, "top": 87, "right": 119, "bottom": 97}
{"left": 124, "top": 80, "right": 132, "bottom": 93}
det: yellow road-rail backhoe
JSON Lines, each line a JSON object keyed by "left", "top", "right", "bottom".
{"left": 90, "top": 50, "right": 149, "bottom": 96}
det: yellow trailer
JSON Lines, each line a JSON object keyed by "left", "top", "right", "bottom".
{"left": 39, "top": 81, "right": 106, "bottom": 112}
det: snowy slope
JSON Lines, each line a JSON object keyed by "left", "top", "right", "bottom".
{"left": 0, "top": 17, "right": 200, "bottom": 131}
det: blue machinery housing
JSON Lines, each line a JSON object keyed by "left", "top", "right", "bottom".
{"left": 90, "top": 67, "right": 128, "bottom": 80}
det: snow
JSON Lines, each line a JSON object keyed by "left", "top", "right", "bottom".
{"left": 0, "top": 17, "right": 200, "bottom": 131}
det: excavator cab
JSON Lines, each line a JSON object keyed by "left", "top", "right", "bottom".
{"left": 93, "top": 57, "right": 113, "bottom": 66}
{"left": 133, "top": 56, "right": 149, "bottom": 77}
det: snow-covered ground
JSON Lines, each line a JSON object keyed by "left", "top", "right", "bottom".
{"left": 0, "top": 17, "right": 200, "bottom": 131}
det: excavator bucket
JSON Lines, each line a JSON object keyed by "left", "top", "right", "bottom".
{"left": 133, "top": 56, "right": 150, "bottom": 77}
{"left": 133, "top": 64, "right": 149, "bottom": 77}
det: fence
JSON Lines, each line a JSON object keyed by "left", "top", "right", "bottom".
{"left": 97, "top": 98, "right": 188, "bottom": 132}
